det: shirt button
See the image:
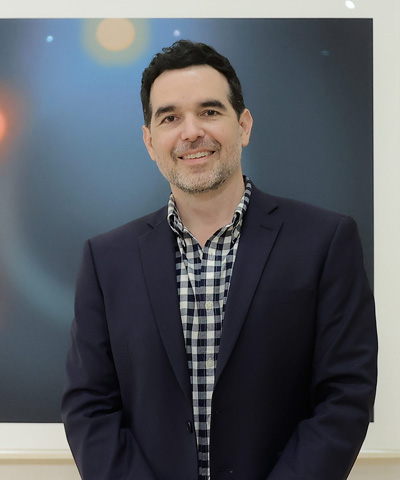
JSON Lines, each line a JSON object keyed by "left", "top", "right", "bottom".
{"left": 206, "top": 357, "right": 214, "bottom": 369}
{"left": 205, "top": 301, "right": 213, "bottom": 310}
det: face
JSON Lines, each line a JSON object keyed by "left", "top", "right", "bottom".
{"left": 142, "top": 65, "right": 253, "bottom": 195}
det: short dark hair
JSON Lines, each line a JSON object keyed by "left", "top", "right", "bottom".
{"left": 141, "top": 40, "right": 245, "bottom": 127}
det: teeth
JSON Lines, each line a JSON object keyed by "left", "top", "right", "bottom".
{"left": 182, "top": 151, "right": 211, "bottom": 160}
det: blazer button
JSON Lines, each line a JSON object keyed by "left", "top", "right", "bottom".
{"left": 186, "top": 421, "right": 193, "bottom": 433}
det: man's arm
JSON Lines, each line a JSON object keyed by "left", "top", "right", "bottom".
{"left": 267, "top": 215, "right": 378, "bottom": 480}
{"left": 61, "top": 240, "right": 156, "bottom": 480}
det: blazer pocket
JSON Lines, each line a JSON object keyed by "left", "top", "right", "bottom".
{"left": 248, "top": 288, "right": 317, "bottom": 334}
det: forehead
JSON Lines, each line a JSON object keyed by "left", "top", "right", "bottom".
{"left": 149, "top": 65, "right": 231, "bottom": 107}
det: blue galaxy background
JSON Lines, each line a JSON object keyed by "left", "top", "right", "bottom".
{"left": 0, "top": 18, "right": 373, "bottom": 421}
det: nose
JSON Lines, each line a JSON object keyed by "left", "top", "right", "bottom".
{"left": 180, "top": 115, "right": 205, "bottom": 142}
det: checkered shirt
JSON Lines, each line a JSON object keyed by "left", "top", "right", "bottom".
{"left": 167, "top": 178, "right": 252, "bottom": 479}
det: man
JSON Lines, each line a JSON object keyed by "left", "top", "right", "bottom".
{"left": 61, "top": 40, "right": 377, "bottom": 480}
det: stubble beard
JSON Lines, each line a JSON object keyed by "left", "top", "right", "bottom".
{"left": 156, "top": 140, "right": 243, "bottom": 195}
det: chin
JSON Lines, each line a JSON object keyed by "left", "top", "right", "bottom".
{"left": 175, "top": 175, "right": 227, "bottom": 194}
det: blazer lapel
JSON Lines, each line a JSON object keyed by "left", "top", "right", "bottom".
{"left": 216, "top": 188, "right": 283, "bottom": 384}
{"left": 139, "top": 212, "right": 192, "bottom": 404}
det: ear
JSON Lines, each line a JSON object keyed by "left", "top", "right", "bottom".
{"left": 239, "top": 108, "right": 253, "bottom": 147}
{"left": 142, "top": 125, "right": 156, "bottom": 161}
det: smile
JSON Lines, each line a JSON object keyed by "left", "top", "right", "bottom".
{"left": 179, "top": 151, "right": 214, "bottom": 160}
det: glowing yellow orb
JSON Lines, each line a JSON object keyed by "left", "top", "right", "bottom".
{"left": 96, "top": 19, "right": 136, "bottom": 52}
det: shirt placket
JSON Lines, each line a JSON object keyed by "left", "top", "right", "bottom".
{"left": 168, "top": 178, "right": 252, "bottom": 480}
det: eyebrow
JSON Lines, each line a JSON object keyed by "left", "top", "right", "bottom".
{"left": 199, "top": 100, "right": 228, "bottom": 111}
{"left": 154, "top": 105, "right": 176, "bottom": 119}
{"left": 153, "top": 99, "right": 228, "bottom": 119}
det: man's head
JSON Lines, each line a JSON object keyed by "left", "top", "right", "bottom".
{"left": 141, "top": 41, "right": 253, "bottom": 196}
{"left": 141, "top": 40, "right": 245, "bottom": 128}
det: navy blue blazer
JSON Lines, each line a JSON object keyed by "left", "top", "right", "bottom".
{"left": 61, "top": 184, "right": 377, "bottom": 480}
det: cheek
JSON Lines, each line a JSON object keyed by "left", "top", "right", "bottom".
{"left": 153, "top": 134, "right": 176, "bottom": 155}
{"left": 217, "top": 124, "right": 241, "bottom": 144}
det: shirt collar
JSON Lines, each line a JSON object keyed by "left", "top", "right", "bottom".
{"left": 167, "top": 176, "right": 252, "bottom": 240}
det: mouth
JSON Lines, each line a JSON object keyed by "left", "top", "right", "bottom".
{"left": 178, "top": 150, "right": 215, "bottom": 161}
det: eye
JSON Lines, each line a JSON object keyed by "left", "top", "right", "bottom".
{"left": 204, "top": 110, "right": 219, "bottom": 117}
{"left": 162, "top": 115, "right": 177, "bottom": 124}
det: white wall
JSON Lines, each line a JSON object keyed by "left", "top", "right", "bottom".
{"left": 0, "top": 461, "right": 80, "bottom": 480}
{"left": 350, "top": 458, "right": 400, "bottom": 480}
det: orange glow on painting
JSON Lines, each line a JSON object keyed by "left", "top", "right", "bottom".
{"left": 0, "top": 85, "right": 26, "bottom": 161}
{"left": 96, "top": 19, "right": 136, "bottom": 52}
{"left": 0, "top": 110, "right": 6, "bottom": 143}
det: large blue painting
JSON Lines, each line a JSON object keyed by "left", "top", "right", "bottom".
{"left": 0, "top": 18, "right": 373, "bottom": 421}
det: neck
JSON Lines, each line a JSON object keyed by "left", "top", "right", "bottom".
{"left": 172, "top": 171, "right": 245, "bottom": 247}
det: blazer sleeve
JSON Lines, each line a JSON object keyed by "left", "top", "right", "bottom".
{"left": 61, "top": 240, "right": 157, "bottom": 480}
{"left": 266, "top": 215, "right": 378, "bottom": 480}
